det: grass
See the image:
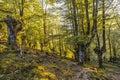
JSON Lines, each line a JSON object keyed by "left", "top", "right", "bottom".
{"left": 0, "top": 47, "right": 120, "bottom": 80}
{"left": 0, "top": 50, "right": 75, "bottom": 80}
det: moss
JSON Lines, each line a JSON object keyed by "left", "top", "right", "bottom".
{"left": 0, "top": 50, "right": 119, "bottom": 80}
{"left": 87, "top": 72, "right": 112, "bottom": 80}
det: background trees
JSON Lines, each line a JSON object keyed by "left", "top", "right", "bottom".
{"left": 0, "top": 0, "right": 120, "bottom": 68}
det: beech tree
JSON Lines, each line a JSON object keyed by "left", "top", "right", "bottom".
{"left": 0, "top": 0, "right": 120, "bottom": 68}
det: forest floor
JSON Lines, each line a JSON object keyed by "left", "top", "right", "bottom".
{"left": 0, "top": 47, "right": 120, "bottom": 80}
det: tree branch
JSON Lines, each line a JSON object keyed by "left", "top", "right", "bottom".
{"left": 0, "top": 9, "right": 13, "bottom": 13}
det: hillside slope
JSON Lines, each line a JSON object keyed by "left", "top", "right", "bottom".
{"left": 0, "top": 49, "right": 120, "bottom": 80}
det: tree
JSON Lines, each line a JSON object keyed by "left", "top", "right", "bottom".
{"left": 0, "top": 15, "right": 22, "bottom": 48}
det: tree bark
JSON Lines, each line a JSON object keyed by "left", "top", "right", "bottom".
{"left": 0, "top": 15, "right": 21, "bottom": 48}
{"left": 78, "top": 45, "right": 83, "bottom": 64}
{"left": 41, "top": 0, "right": 47, "bottom": 52}
{"left": 94, "top": 0, "right": 106, "bottom": 68}
{"left": 102, "top": 0, "right": 106, "bottom": 51}
{"left": 72, "top": 0, "right": 84, "bottom": 64}
{"left": 20, "top": 0, "right": 24, "bottom": 17}
{"left": 112, "top": 41, "right": 117, "bottom": 62}
{"left": 85, "top": 0, "right": 90, "bottom": 35}
{"left": 98, "top": 52, "right": 103, "bottom": 68}
{"left": 108, "top": 26, "right": 112, "bottom": 62}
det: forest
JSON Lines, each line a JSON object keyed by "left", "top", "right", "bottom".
{"left": 0, "top": 0, "right": 120, "bottom": 80}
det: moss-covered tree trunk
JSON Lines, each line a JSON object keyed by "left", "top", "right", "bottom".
{"left": 5, "top": 15, "right": 18, "bottom": 48}
{"left": 0, "top": 15, "right": 22, "bottom": 49}
{"left": 94, "top": 0, "right": 106, "bottom": 68}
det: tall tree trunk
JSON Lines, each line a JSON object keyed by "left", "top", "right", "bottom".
{"left": 92, "top": 0, "right": 106, "bottom": 68}
{"left": 84, "top": 47, "right": 90, "bottom": 62}
{"left": 71, "top": 0, "right": 78, "bottom": 60}
{"left": 98, "top": 52, "right": 103, "bottom": 68}
{"left": 85, "top": 0, "right": 90, "bottom": 35}
{"left": 80, "top": 0, "right": 85, "bottom": 35}
{"left": 20, "top": 0, "right": 24, "bottom": 17}
{"left": 83, "top": 0, "right": 90, "bottom": 62}
{"left": 95, "top": 0, "right": 106, "bottom": 68}
{"left": 108, "top": 26, "right": 112, "bottom": 62}
{"left": 78, "top": 45, "right": 84, "bottom": 64}
{"left": 41, "top": 0, "right": 47, "bottom": 52}
{"left": 112, "top": 41, "right": 117, "bottom": 62}
{"left": 40, "top": 39, "right": 44, "bottom": 52}
{"left": 59, "top": 35, "right": 62, "bottom": 56}
{"left": 0, "top": 15, "right": 21, "bottom": 49}
{"left": 94, "top": 29, "right": 104, "bottom": 68}
{"left": 72, "top": 0, "right": 84, "bottom": 64}
{"left": 51, "top": 31, "right": 55, "bottom": 54}
{"left": 102, "top": 0, "right": 106, "bottom": 51}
